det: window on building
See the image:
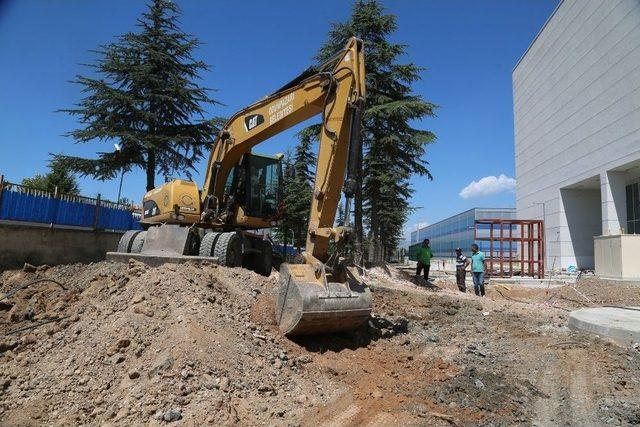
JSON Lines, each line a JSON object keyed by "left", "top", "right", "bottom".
{"left": 626, "top": 182, "right": 640, "bottom": 234}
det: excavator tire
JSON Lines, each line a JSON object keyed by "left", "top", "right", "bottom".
{"left": 214, "top": 232, "right": 242, "bottom": 267}
{"left": 117, "top": 230, "right": 142, "bottom": 253}
{"left": 130, "top": 231, "right": 146, "bottom": 254}
{"left": 199, "top": 232, "right": 222, "bottom": 257}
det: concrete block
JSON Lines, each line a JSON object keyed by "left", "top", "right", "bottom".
{"left": 569, "top": 306, "right": 640, "bottom": 346}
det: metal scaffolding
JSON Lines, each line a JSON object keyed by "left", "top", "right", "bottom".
{"left": 474, "top": 219, "right": 545, "bottom": 278}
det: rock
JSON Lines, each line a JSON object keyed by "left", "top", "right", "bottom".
{"left": 428, "top": 334, "right": 440, "bottom": 343}
{"left": 148, "top": 354, "right": 174, "bottom": 378}
{"left": 294, "top": 394, "right": 307, "bottom": 404}
{"left": 22, "top": 263, "right": 37, "bottom": 273}
{"left": 132, "top": 294, "right": 145, "bottom": 304}
{"left": 273, "top": 359, "right": 283, "bottom": 369}
{"left": 163, "top": 409, "right": 182, "bottom": 422}
{"left": 219, "top": 376, "right": 230, "bottom": 391}
{"left": 474, "top": 379, "right": 485, "bottom": 389}
{"left": 371, "top": 389, "right": 383, "bottom": 398}
{"left": 21, "top": 333, "right": 37, "bottom": 346}
{"left": 201, "top": 374, "right": 217, "bottom": 390}
{"left": 133, "top": 305, "right": 154, "bottom": 317}
{"left": 296, "top": 355, "right": 312, "bottom": 364}
{"left": 258, "top": 384, "right": 274, "bottom": 393}
{"left": 128, "top": 370, "right": 140, "bottom": 379}
{"left": 117, "top": 339, "right": 131, "bottom": 349}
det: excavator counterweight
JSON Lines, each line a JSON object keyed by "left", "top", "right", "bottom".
{"left": 108, "top": 37, "right": 371, "bottom": 336}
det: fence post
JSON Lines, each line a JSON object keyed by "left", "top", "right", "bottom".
{"left": 0, "top": 175, "right": 4, "bottom": 216}
{"left": 93, "top": 193, "right": 101, "bottom": 231}
{"left": 49, "top": 185, "right": 59, "bottom": 228}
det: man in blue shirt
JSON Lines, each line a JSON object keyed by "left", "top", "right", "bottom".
{"left": 470, "top": 244, "right": 487, "bottom": 297}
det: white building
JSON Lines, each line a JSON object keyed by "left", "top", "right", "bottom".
{"left": 513, "top": 0, "right": 640, "bottom": 277}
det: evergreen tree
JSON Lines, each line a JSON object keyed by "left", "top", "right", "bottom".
{"left": 312, "top": 0, "right": 437, "bottom": 260}
{"left": 336, "top": 201, "right": 346, "bottom": 227}
{"left": 55, "top": 0, "right": 219, "bottom": 191}
{"left": 21, "top": 160, "right": 80, "bottom": 195}
{"left": 279, "top": 130, "right": 317, "bottom": 251}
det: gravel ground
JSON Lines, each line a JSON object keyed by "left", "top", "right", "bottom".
{"left": 1, "top": 261, "right": 639, "bottom": 426}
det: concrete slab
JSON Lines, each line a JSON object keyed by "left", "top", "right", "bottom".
{"left": 106, "top": 252, "right": 218, "bottom": 268}
{"left": 568, "top": 306, "right": 640, "bottom": 346}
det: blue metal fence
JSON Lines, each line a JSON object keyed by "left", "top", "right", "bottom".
{"left": 0, "top": 181, "right": 141, "bottom": 231}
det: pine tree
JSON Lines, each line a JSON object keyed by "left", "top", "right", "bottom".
{"left": 55, "top": 0, "right": 219, "bottom": 191}
{"left": 279, "top": 130, "right": 317, "bottom": 251}
{"left": 21, "top": 160, "right": 80, "bottom": 195}
{"left": 336, "top": 201, "right": 346, "bottom": 227}
{"left": 313, "top": 0, "right": 437, "bottom": 260}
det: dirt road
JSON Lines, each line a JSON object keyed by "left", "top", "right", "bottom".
{"left": 1, "top": 261, "right": 639, "bottom": 425}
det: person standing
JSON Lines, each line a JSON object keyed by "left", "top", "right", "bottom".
{"left": 470, "top": 243, "right": 487, "bottom": 297}
{"left": 455, "top": 248, "right": 468, "bottom": 292}
{"left": 416, "top": 239, "right": 433, "bottom": 282}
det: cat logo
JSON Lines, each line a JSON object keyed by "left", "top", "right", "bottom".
{"left": 244, "top": 114, "right": 264, "bottom": 132}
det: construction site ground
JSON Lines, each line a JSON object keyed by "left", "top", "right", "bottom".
{"left": 1, "top": 260, "right": 639, "bottom": 426}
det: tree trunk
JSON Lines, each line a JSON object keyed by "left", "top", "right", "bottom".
{"left": 146, "top": 148, "right": 156, "bottom": 191}
{"left": 354, "top": 138, "right": 364, "bottom": 266}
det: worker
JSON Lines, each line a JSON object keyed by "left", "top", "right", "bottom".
{"left": 415, "top": 239, "right": 433, "bottom": 282}
{"left": 470, "top": 243, "right": 486, "bottom": 297}
{"left": 455, "top": 248, "right": 468, "bottom": 292}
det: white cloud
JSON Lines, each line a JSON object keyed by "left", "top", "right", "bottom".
{"left": 414, "top": 221, "right": 429, "bottom": 230}
{"left": 459, "top": 174, "right": 516, "bottom": 199}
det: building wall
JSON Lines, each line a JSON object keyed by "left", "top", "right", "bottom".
{"left": 513, "top": 0, "right": 640, "bottom": 270}
{"left": 0, "top": 223, "right": 122, "bottom": 270}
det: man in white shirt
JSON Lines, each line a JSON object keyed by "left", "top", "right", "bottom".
{"left": 455, "top": 248, "right": 468, "bottom": 293}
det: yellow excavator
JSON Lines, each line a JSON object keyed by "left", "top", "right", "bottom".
{"left": 107, "top": 37, "right": 372, "bottom": 336}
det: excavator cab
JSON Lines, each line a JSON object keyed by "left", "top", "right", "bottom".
{"left": 223, "top": 153, "right": 283, "bottom": 228}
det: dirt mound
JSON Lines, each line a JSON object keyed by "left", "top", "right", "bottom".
{"left": 0, "top": 260, "right": 313, "bottom": 425}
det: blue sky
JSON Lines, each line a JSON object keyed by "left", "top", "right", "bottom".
{"left": 0, "top": 0, "right": 559, "bottom": 239}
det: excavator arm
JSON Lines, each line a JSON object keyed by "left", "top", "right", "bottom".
{"left": 201, "top": 37, "right": 366, "bottom": 264}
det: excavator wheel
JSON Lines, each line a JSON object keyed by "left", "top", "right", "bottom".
{"left": 199, "top": 232, "right": 222, "bottom": 257}
{"left": 214, "top": 232, "right": 242, "bottom": 267}
{"left": 130, "top": 231, "right": 147, "bottom": 254}
{"left": 117, "top": 230, "right": 142, "bottom": 253}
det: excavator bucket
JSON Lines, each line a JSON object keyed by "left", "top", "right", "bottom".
{"left": 276, "top": 263, "right": 372, "bottom": 336}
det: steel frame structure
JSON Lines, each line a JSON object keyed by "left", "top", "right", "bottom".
{"left": 474, "top": 219, "right": 544, "bottom": 279}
